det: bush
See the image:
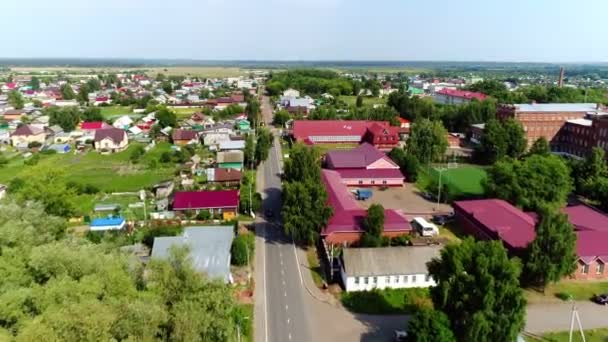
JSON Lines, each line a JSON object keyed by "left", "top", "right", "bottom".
{"left": 231, "top": 233, "right": 255, "bottom": 266}
{"left": 40, "top": 149, "right": 57, "bottom": 155}
{"left": 391, "top": 234, "right": 411, "bottom": 246}
{"left": 28, "top": 141, "right": 42, "bottom": 148}
{"left": 24, "top": 154, "right": 40, "bottom": 166}
{"left": 0, "top": 155, "right": 8, "bottom": 167}
{"left": 130, "top": 145, "right": 145, "bottom": 163}
{"left": 66, "top": 181, "right": 100, "bottom": 195}
{"left": 160, "top": 151, "right": 172, "bottom": 163}
{"left": 341, "top": 287, "right": 431, "bottom": 315}
{"left": 196, "top": 210, "right": 211, "bottom": 221}
{"left": 141, "top": 225, "right": 183, "bottom": 248}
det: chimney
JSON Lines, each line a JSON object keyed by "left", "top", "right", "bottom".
{"left": 558, "top": 67, "right": 565, "bottom": 88}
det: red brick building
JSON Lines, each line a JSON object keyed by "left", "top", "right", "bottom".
{"left": 453, "top": 199, "right": 608, "bottom": 280}
{"left": 291, "top": 120, "right": 400, "bottom": 151}
{"left": 497, "top": 103, "right": 604, "bottom": 147}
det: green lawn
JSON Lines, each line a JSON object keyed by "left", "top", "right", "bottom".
{"left": 525, "top": 281, "right": 608, "bottom": 303}
{"left": 170, "top": 107, "right": 205, "bottom": 118}
{"left": 0, "top": 143, "right": 175, "bottom": 194}
{"left": 542, "top": 328, "right": 608, "bottom": 342}
{"left": 100, "top": 105, "right": 133, "bottom": 119}
{"left": 238, "top": 304, "right": 254, "bottom": 342}
{"left": 418, "top": 165, "right": 487, "bottom": 200}
{"left": 306, "top": 247, "right": 325, "bottom": 288}
{"left": 341, "top": 287, "right": 431, "bottom": 315}
{"left": 339, "top": 95, "right": 386, "bottom": 107}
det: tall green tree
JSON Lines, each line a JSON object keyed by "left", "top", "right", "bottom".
{"left": 77, "top": 84, "right": 90, "bottom": 104}
{"left": 82, "top": 107, "right": 103, "bottom": 122}
{"left": 476, "top": 118, "right": 526, "bottom": 163}
{"left": 7, "top": 90, "right": 24, "bottom": 109}
{"left": 484, "top": 154, "right": 572, "bottom": 210}
{"left": 244, "top": 133, "right": 255, "bottom": 167}
{"left": 46, "top": 106, "right": 81, "bottom": 132}
{"left": 355, "top": 95, "right": 363, "bottom": 108}
{"left": 255, "top": 127, "right": 273, "bottom": 163}
{"left": 282, "top": 179, "right": 333, "bottom": 244}
{"left": 360, "top": 204, "right": 384, "bottom": 247}
{"left": 60, "top": 84, "right": 76, "bottom": 100}
{"left": 388, "top": 147, "right": 420, "bottom": 182}
{"left": 407, "top": 309, "right": 456, "bottom": 342}
{"left": 246, "top": 98, "right": 261, "bottom": 127}
{"left": 283, "top": 143, "right": 321, "bottom": 183}
{"left": 406, "top": 118, "right": 448, "bottom": 164}
{"left": 427, "top": 238, "right": 526, "bottom": 342}
{"left": 528, "top": 137, "right": 550, "bottom": 156}
{"left": 503, "top": 118, "right": 527, "bottom": 159}
{"left": 29, "top": 77, "right": 41, "bottom": 91}
{"left": 524, "top": 208, "right": 577, "bottom": 289}
{"left": 155, "top": 108, "right": 177, "bottom": 128}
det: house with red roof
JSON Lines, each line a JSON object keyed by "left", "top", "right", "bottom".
{"left": 172, "top": 129, "right": 199, "bottom": 145}
{"left": 291, "top": 120, "right": 400, "bottom": 151}
{"left": 172, "top": 190, "right": 239, "bottom": 220}
{"left": 81, "top": 121, "right": 111, "bottom": 134}
{"left": 325, "top": 143, "right": 404, "bottom": 187}
{"left": 321, "top": 169, "right": 410, "bottom": 245}
{"left": 433, "top": 88, "right": 487, "bottom": 105}
{"left": 11, "top": 125, "right": 46, "bottom": 146}
{"left": 454, "top": 199, "right": 608, "bottom": 280}
{"left": 94, "top": 128, "right": 128, "bottom": 153}
{"left": 395, "top": 117, "right": 411, "bottom": 134}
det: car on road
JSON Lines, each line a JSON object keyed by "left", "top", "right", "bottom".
{"left": 421, "top": 191, "right": 435, "bottom": 201}
{"left": 594, "top": 293, "right": 608, "bottom": 305}
{"left": 432, "top": 213, "right": 455, "bottom": 225}
{"left": 393, "top": 330, "right": 408, "bottom": 341}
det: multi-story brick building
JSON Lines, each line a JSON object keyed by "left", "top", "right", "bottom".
{"left": 497, "top": 103, "right": 606, "bottom": 147}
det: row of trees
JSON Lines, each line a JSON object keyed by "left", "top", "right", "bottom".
{"left": 468, "top": 80, "right": 608, "bottom": 104}
{"left": 266, "top": 69, "right": 355, "bottom": 97}
{"left": 45, "top": 106, "right": 104, "bottom": 131}
{"left": 0, "top": 202, "right": 246, "bottom": 341}
{"left": 281, "top": 144, "right": 333, "bottom": 244}
{"left": 474, "top": 118, "right": 527, "bottom": 164}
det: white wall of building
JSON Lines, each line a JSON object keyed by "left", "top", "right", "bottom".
{"left": 341, "top": 268, "right": 436, "bottom": 292}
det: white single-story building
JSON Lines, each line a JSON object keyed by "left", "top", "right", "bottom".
{"left": 341, "top": 246, "right": 441, "bottom": 292}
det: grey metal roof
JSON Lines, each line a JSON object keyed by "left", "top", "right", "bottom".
{"left": 343, "top": 246, "right": 441, "bottom": 277}
{"left": 151, "top": 226, "right": 234, "bottom": 282}
{"left": 514, "top": 103, "right": 599, "bottom": 113}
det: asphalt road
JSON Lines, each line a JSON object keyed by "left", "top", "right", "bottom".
{"left": 254, "top": 96, "right": 312, "bottom": 342}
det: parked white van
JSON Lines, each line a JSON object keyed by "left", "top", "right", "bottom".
{"left": 411, "top": 217, "right": 439, "bottom": 237}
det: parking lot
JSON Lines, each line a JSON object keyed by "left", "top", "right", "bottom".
{"left": 357, "top": 185, "right": 453, "bottom": 216}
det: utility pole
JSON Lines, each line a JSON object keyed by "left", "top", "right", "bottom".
{"left": 569, "top": 301, "right": 586, "bottom": 342}
{"left": 436, "top": 167, "right": 447, "bottom": 210}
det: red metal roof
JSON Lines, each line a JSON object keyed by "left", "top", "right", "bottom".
{"left": 321, "top": 170, "right": 410, "bottom": 236}
{"left": 94, "top": 128, "right": 126, "bottom": 143}
{"left": 81, "top": 121, "right": 109, "bottom": 130}
{"left": 335, "top": 168, "right": 404, "bottom": 180}
{"left": 292, "top": 120, "right": 390, "bottom": 142}
{"left": 436, "top": 88, "right": 487, "bottom": 101}
{"left": 455, "top": 199, "right": 608, "bottom": 260}
{"left": 173, "top": 190, "right": 239, "bottom": 210}
{"left": 172, "top": 129, "right": 198, "bottom": 141}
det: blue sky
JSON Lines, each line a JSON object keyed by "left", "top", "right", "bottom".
{"left": 2, "top": 0, "right": 607, "bottom": 62}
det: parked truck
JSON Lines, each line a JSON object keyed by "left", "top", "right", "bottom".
{"left": 354, "top": 189, "right": 373, "bottom": 201}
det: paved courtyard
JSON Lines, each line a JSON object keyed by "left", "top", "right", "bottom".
{"left": 358, "top": 185, "right": 452, "bottom": 216}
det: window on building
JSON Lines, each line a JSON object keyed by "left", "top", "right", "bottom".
{"left": 412, "top": 275, "right": 417, "bottom": 282}
{"left": 354, "top": 277, "right": 360, "bottom": 285}
{"left": 364, "top": 277, "right": 369, "bottom": 284}
{"left": 372, "top": 276, "right": 377, "bottom": 284}
{"left": 597, "top": 262, "right": 605, "bottom": 274}
{"left": 371, "top": 180, "right": 375, "bottom": 185}
{"left": 582, "top": 264, "right": 589, "bottom": 274}
{"left": 403, "top": 275, "right": 408, "bottom": 283}
{"left": 425, "top": 274, "right": 432, "bottom": 282}
{"left": 358, "top": 180, "right": 363, "bottom": 185}
{"left": 382, "top": 180, "right": 387, "bottom": 185}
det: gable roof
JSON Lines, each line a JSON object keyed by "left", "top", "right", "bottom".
{"left": 172, "top": 129, "right": 198, "bottom": 141}
{"left": 343, "top": 246, "right": 441, "bottom": 276}
{"left": 292, "top": 120, "right": 390, "bottom": 142}
{"left": 326, "top": 143, "right": 387, "bottom": 169}
{"left": 436, "top": 88, "right": 487, "bottom": 101}
{"left": 94, "top": 128, "right": 127, "bottom": 143}
{"left": 82, "top": 121, "right": 110, "bottom": 130}
{"left": 151, "top": 226, "right": 233, "bottom": 282}
{"left": 173, "top": 190, "right": 239, "bottom": 210}
{"left": 217, "top": 151, "right": 244, "bottom": 163}
{"left": 453, "top": 199, "right": 536, "bottom": 250}
{"left": 367, "top": 122, "right": 399, "bottom": 137}
{"left": 12, "top": 125, "right": 45, "bottom": 136}
{"left": 213, "top": 168, "right": 242, "bottom": 182}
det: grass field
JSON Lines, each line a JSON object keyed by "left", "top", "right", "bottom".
{"left": 100, "top": 105, "right": 133, "bottom": 119}
{"left": 9, "top": 66, "right": 248, "bottom": 78}
{"left": 169, "top": 107, "right": 205, "bottom": 118}
{"left": 0, "top": 143, "right": 175, "bottom": 193}
{"left": 306, "top": 247, "right": 325, "bottom": 288}
{"left": 341, "top": 287, "right": 432, "bottom": 315}
{"left": 541, "top": 328, "right": 608, "bottom": 342}
{"left": 339, "top": 95, "right": 386, "bottom": 107}
{"left": 418, "top": 165, "right": 487, "bottom": 200}
{"left": 525, "top": 281, "right": 608, "bottom": 304}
